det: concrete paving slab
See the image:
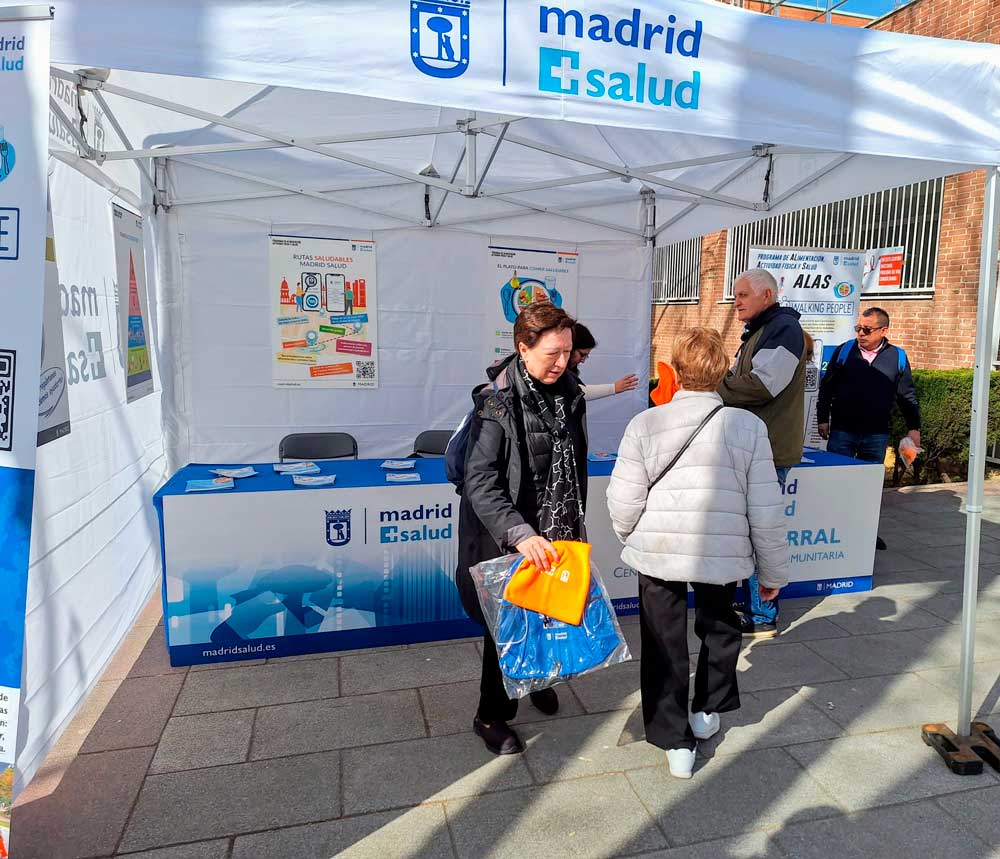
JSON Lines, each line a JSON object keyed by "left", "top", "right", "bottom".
{"left": 935, "top": 785, "right": 1000, "bottom": 849}
{"left": 569, "top": 660, "right": 641, "bottom": 713}
{"left": 698, "top": 688, "right": 842, "bottom": 758}
{"left": 102, "top": 625, "right": 186, "bottom": 682}
{"left": 80, "top": 674, "right": 185, "bottom": 753}
{"left": 916, "top": 659, "right": 1000, "bottom": 718}
{"left": 910, "top": 622, "right": 1000, "bottom": 665}
{"left": 190, "top": 659, "right": 266, "bottom": 671}
{"left": 340, "top": 643, "right": 481, "bottom": 696}
{"left": 10, "top": 747, "right": 154, "bottom": 859}
{"left": 342, "top": 732, "right": 534, "bottom": 815}
{"left": 627, "top": 832, "right": 781, "bottom": 859}
{"left": 751, "top": 610, "right": 852, "bottom": 645}
{"left": 871, "top": 551, "right": 936, "bottom": 575}
{"left": 802, "top": 629, "right": 961, "bottom": 678}
{"left": 117, "top": 840, "right": 231, "bottom": 859}
{"left": 819, "top": 596, "right": 947, "bottom": 636}
{"left": 773, "top": 799, "right": 994, "bottom": 859}
{"left": 231, "top": 805, "right": 455, "bottom": 859}
{"left": 445, "top": 773, "right": 667, "bottom": 859}
{"left": 418, "top": 679, "right": 585, "bottom": 737}
{"left": 785, "top": 727, "right": 999, "bottom": 812}
{"left": 519, "top": 711, "right": 665, "bottom": 782}
{"left": 626, "top": 747, "right": 840, "bottom": 845}
{"left": 800, "top": 673, "right": 957, "bottom": 733}
{"left": 119, "top": 751, "right": 341, "bottom": 852}
{"left": 251, "top": 689, "right": 426, "bottom": 759}
{"left": 736, "top": 642, "right": 849, "bottom": 693}
{"left": 918, "top": 591, "right": 1000, "bottom": 624}
{"left": 150, "top": 710, "right": 255, "bottom": 774}
{"left": 174, "top": 659, "right": 340, "bottom": 715}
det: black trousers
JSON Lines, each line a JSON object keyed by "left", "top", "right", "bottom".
{"left": 639, "top": 573, "right": 742, "bottom": 751}
{"left": 478, "top": 630, "right": 519, "bottom": 723}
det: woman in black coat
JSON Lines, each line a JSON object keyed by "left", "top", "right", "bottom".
{"left": 456, "top": 301, "right": 589, "bottom": 755}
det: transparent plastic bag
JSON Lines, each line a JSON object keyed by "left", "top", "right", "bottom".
{"left": 470, "top": 551, "right": 632, "bottom": 699}
{"left": 898, "top": 436, "right": 922, "bottom": 469}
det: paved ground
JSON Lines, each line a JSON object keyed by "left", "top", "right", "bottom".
{"left": 11, "top": 482, "right": 1000, "bottom": 859}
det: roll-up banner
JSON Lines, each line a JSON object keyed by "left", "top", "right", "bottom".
{"left": 0, "top": 4, "right": 54, "bottom": 849}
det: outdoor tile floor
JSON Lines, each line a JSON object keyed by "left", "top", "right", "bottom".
{"left": 11, "top": 482, "right": 1000, "bottom": 858}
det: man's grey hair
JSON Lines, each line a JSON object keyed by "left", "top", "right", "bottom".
{"left": 735, "top": 268, "right": 778, "bottom": 296}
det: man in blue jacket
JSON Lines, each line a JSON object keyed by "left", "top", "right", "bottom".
{"left": 817, "top": 307, "right": 921, "bottom": 550}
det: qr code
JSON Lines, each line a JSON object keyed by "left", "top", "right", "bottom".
{"left": 0, "top": 349, "right": 14, "bottom": 452}
{"left": 805, "top": 364, "right": 819, "bottom": 392}
{"left": 356, "top": 361, "right": 376, "bottom": 380}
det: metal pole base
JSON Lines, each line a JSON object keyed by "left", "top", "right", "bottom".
{"left": 922, "top": 721, "right": 1000, "bottom": 775}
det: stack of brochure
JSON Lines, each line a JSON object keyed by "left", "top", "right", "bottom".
{"left": 386, "top": 472, "right": 421, "bottom": 483}
{"left": 381, "top": 460, "right": 416, "bottom": 471}
{"left": 186, "top": 477, "right": 235, "bottom": 492}
{"left": 292, "top": 474, "right": 338, "bottom": 487}
{"left": 210, "top": 467, "right": 258, "bottom": 478}
{"left": 274, "top": 461, "right": 321, "bottom": 475}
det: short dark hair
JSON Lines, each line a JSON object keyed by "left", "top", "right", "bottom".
{"left": 513, "top": 301, "right": 576, "bottom": 349}
{"left": 862, "top": 307, "right": 890, "bottom": 329}
{"left": 572, "top": 323, "right": 597, "bottom": 351}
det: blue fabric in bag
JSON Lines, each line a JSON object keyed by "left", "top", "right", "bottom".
{"left": 496, "top": 560, "right": 622, "bottom": 681}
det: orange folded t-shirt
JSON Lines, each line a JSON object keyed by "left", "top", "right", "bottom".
{"left": 504, "top": 540, "right": 592, "bottom": 626}
{"left": 650, "top": 362, "right": 680, "bottom": 406}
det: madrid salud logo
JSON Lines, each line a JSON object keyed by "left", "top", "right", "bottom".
{"left": 411, "top": 0, "right": 470, "bottom": 79}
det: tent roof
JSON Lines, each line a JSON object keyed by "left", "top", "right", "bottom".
{"left": 46, "top": 0, "right": 1000, "bottom": 243}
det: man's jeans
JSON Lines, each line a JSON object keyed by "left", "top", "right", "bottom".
{"left": 826, "top": 430, "right": 890, "bottom": 465}
{"left": 743, "top": 466, "right": 790, "bottom": 626}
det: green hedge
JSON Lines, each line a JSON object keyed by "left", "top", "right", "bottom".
{"left": 889, "top": 369, "right": 1000, "bottom": 484}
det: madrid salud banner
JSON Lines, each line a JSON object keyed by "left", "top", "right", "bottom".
{"left": 0, "top": 5, "right": 53, "bottom": 849}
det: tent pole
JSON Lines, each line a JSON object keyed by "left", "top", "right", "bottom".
{"left": 959, "top": 165, "right": 1000, "bottom": 736}
{"left": 922, "top": 165, "right": 1000, "bottom": 775}
{"left": 464, "top": 112, "right": 477, "bottom": 197}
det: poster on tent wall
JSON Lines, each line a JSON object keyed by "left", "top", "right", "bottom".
{"left": 37, "top": 189, "right": 70, "bottom": 446}
{"left": 486, "top": 245, "right": 579, "bottom": 366}
{"left": 749, "top": 247, "right": 862, "bottom": 450}
{"left": 270, "top": 235, "right": 379, "bottom": 388}
{"left": 0, "top": 5, "right": 52, "bottom": 843}
{"left": 862, "top": 246, "right": 905, "bottom": 293}
{"left": 112, "top": 204, "right": 154, "bottom": 403}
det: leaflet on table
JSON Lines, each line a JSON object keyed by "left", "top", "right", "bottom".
{"left": 386, "top": 472, "right": 421, "bottom": 483}
{"left": 211, "top": 467, "right": 258, "bottom": 478}
{"left": 273, "top": 461, "right": 320, "bottom": 474}
{"left": 292, "top": 474, "right": 338, "bottom": 486}
{"left": 381, "top": 460, "right": 416, "bottom": 470}
{"left": 587, "top": 452, "right": 617, "bottom": 462}
{"left": 270, "top": 234, "right": 379, "bottom": 388}
{"left": 186, "top": 477, "right": 235, "bottom": 492}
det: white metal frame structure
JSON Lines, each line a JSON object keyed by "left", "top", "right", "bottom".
{"left": 30, "top": 0, "right": 1000, "bottom": 775}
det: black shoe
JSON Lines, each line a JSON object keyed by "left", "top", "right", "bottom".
{"left": 876, "top": 536, "right": 887, "bottom": 551}
{"left": 739, "top": 613, "right": 778, "bottom": 639}
{"left": 529, "top": 687, "right": 560, "bottom": 716}
{"left": 473, "top": 717, "right": 524, "bottom": 755}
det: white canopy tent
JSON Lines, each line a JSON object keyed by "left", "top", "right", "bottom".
{"left": 16, "top": 0, "right": 1000, "bottom": 781}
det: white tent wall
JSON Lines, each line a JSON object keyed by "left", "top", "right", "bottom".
{"left": 16, "top": 160, "right": 166, "bottom": 790}
{"left": 158, "top": 206, "right": 650, "bottom": 465}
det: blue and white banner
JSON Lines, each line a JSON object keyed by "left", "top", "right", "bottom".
{"left": 0, "top": 1, "right": 53, "bottom": 839}
{"left": 750, "top": 247, "right": 862, "bottom": 450}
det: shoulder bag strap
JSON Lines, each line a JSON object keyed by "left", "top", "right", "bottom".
{"left": 624, "top": 405, "right": 724, "bottom": 539}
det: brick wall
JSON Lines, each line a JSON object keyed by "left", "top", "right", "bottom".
{"left": 650, "top": 0, "right": 999, "bottom": 375}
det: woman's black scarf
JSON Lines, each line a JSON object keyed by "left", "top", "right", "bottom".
{"left": 515, "top": 356, "right": 584, "bottom": 541}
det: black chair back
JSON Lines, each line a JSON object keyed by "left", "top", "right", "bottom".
{"left": 279, "top": 432, "right": 358, "bottom": 462}
{"left": 412, "top": 430, "right": 452, "bottom": 458}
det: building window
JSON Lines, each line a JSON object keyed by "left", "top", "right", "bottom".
{"left": 723, "top": 177, "right": 945, "bottom": 299}
{"left": 652, "top": 236, "right": 702, "bottom": 304}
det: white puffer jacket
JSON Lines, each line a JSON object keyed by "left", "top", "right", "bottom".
{"left": 606, "top": 390, "right": 789, "bottom": 588}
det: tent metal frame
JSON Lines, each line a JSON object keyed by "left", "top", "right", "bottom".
{"left": 42, "top": 66, "right": 1000, "bottom": 773}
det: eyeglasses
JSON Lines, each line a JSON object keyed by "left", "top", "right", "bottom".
{"left": 854, "top": 325, "right": 886, "bottom": 336}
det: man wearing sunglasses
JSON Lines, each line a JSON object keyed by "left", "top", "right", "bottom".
{"left": 817, "top": 307, "right": 921, "bottom": 550}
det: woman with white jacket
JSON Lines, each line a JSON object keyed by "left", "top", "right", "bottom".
{"left": 607, "top": 327, "right": 789, "bottom": 779}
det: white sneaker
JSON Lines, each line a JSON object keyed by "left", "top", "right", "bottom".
{"left": 665, "top": 747, "right": 696, "bottom": 779}
{"left": 689, "top": 711, "right": 720, "bottom": 741}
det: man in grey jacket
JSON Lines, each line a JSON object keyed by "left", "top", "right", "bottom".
{"left": 719, "top": 268, "right": 807, "bottom": 638}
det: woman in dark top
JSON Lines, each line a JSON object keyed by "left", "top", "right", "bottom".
{"left": 456, "top": 301, "right": 589, "bottom": 755}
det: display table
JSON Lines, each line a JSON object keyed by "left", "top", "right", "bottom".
{"left": 154, "top": 450, "right": 881, "bottom": 665}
